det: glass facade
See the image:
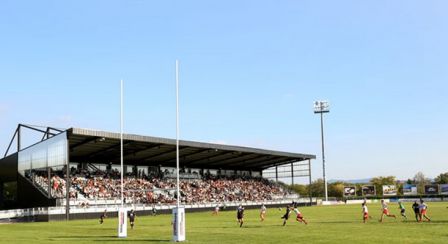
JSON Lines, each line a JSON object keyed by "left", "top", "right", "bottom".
{"left": 18, "top": 132, "right": 68, "bottom": 175}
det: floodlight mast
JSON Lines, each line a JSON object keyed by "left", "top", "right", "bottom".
{"left": 314, "top": 101, "right": 329, "bottom": 202}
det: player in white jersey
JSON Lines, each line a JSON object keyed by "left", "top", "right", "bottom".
{"left": 212, "top": 204, "right": 219, "bottom": 215}
{"left": 293, "top": 207, "right": 308, "bottom": 225}
{"left": 362, "top": 203, "right": 371, "bottom": 223}
{"left": 379, "top": 199, "right": 396, "bottom": 223}
{"left": 260, "top": 204, "right": 267, "bottom": 222}
{"left": 419, "top": 200, "right": 431, "bottom": 222}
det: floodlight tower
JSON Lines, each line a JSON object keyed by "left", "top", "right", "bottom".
{"left": 314, "top": 101, "right": 330, "bottom": 202}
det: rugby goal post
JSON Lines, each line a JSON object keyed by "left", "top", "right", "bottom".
{"left": 172, "top": 206, "right": 186, "bottom": 241}
{"left": 118, "top": 207, "right": 127, "bottom": 238}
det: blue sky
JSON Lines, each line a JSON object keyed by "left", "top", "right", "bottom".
{"left": 0, "top": 1, "right": 447, "bottom": 183}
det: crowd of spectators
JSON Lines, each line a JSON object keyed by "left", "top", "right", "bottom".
{"left": 33, "top": 174, "right": 77, "bottom": 199}
{"left": 181, "top": 176, "right": 287, "bottom": 203}
{"left": 30, "top": 169, "right": 291, "bottom": 205}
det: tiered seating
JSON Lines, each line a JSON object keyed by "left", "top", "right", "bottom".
{"left": 31, "top": 170, "right": 292, "bottom": 205}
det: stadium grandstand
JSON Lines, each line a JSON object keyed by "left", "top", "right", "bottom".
{"left": 0, "top": 124, "right": 315, "bottom": 221}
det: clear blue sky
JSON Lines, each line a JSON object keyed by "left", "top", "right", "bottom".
{"left": 1, "top": 1, "right": 447, "bottom": 183}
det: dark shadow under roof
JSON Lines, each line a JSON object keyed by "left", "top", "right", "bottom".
{"left": 68, "top": 128, "right": 315, "bottom": 171}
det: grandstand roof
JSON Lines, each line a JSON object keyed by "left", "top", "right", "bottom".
{"left": 68, "top": 128, "right": 315, "bottom": 171}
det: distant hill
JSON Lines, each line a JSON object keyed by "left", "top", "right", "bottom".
{"left": 328, "top": 178, "right": 372, "bottom": 184}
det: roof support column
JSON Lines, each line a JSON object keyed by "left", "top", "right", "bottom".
{"left": 47, "top": 167, "right": 51, "bottom": 198}
{"left": 275, "top": 166, "right": 278, "bottom": 182}
{"left": 308, "top": 159, "right": 312, "bottom": 206}
{"left": 66, "top": 136, "right": 70, "bottom": 221}
{"left": 17, "top": 125, "right": 21, "bottom": 152}
{"left": 291, "top": 162, "right": 294, "bottom": 185}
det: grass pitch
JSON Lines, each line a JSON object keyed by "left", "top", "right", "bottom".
{"left": 0, "top": 202, "right": 447, "bottom": 243}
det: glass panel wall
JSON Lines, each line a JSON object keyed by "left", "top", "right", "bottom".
{"left": 18, "top": 132, "right": 68, "bottom": 198}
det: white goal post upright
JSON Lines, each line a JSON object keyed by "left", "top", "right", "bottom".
{"left": 173, "top": 60, "right": 186, "bottom": 242}
{"left": 118, "top": 79, "right": 128, "bottom": 238}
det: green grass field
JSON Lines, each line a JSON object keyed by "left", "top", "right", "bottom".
{"left": 1, "top": 202, "right": 447, "bottom": 243}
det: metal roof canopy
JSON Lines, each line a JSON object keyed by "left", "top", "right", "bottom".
{"left": 68, "top": 128, "right": 315, "bottom": 171}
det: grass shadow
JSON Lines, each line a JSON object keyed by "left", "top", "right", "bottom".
{"left": 50, "top": 235, "right": 116, "bottom": 239}
{"left": 92, "top": 239, "right": 171, "bottom": 242}
{"left": 51, "top": 235, "right": 171, "bottom": 242}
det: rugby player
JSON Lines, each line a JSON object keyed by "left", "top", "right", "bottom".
{"left": 293, "top": 207, "right": 308, "bottom": 225}
{"left": 99, "top": 209, "right": 107, "bottom": 224}
{"left": 362, "top": 202, "right": 370, "bottom": 223}
{"left": 129, "top": 209, "right": 136, "bottom": 229}
{"left": 419, "top": 200, "right": 431, "bottom": 222}
{"left": 398, "top": 201, "right": 407, "bottom": 220}
{"left": 281, "top": 205, "right": 292, "bottom": 226}
{"left": 237, "top": 205, "right": 245, "bottom": 227}
{"left": 412, "top": 201, "right": 420, "bottom": 222}
{"left": 260, "top": 204, "right": 267, "bottom": 222}
{"left": 379, "top": 199, "right": 396, "bottom": 223}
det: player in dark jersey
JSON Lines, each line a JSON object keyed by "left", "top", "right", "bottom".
{"left": 129, "top": 209, "right": 136, "bottom": 229}
{"left": 412, "top": 201, "right": 420, "bottom": 222}
{"left": 237, "top": 205, "right": 245, "bottom": 227}
{"left": 281, "top": 205, "right": 292, "bottom": 226}
{"left": 99, "top": 209, "right": 107, "bottom": 224}
{"left": 292, "top": 201, "right": 298, "bottom": 208}
{"left": 152, "top": 204, "right": 157, "bottom": 216}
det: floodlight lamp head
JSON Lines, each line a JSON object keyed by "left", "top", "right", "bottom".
{"left": 313, "top": 100, "right": 330, "bottom": 113}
